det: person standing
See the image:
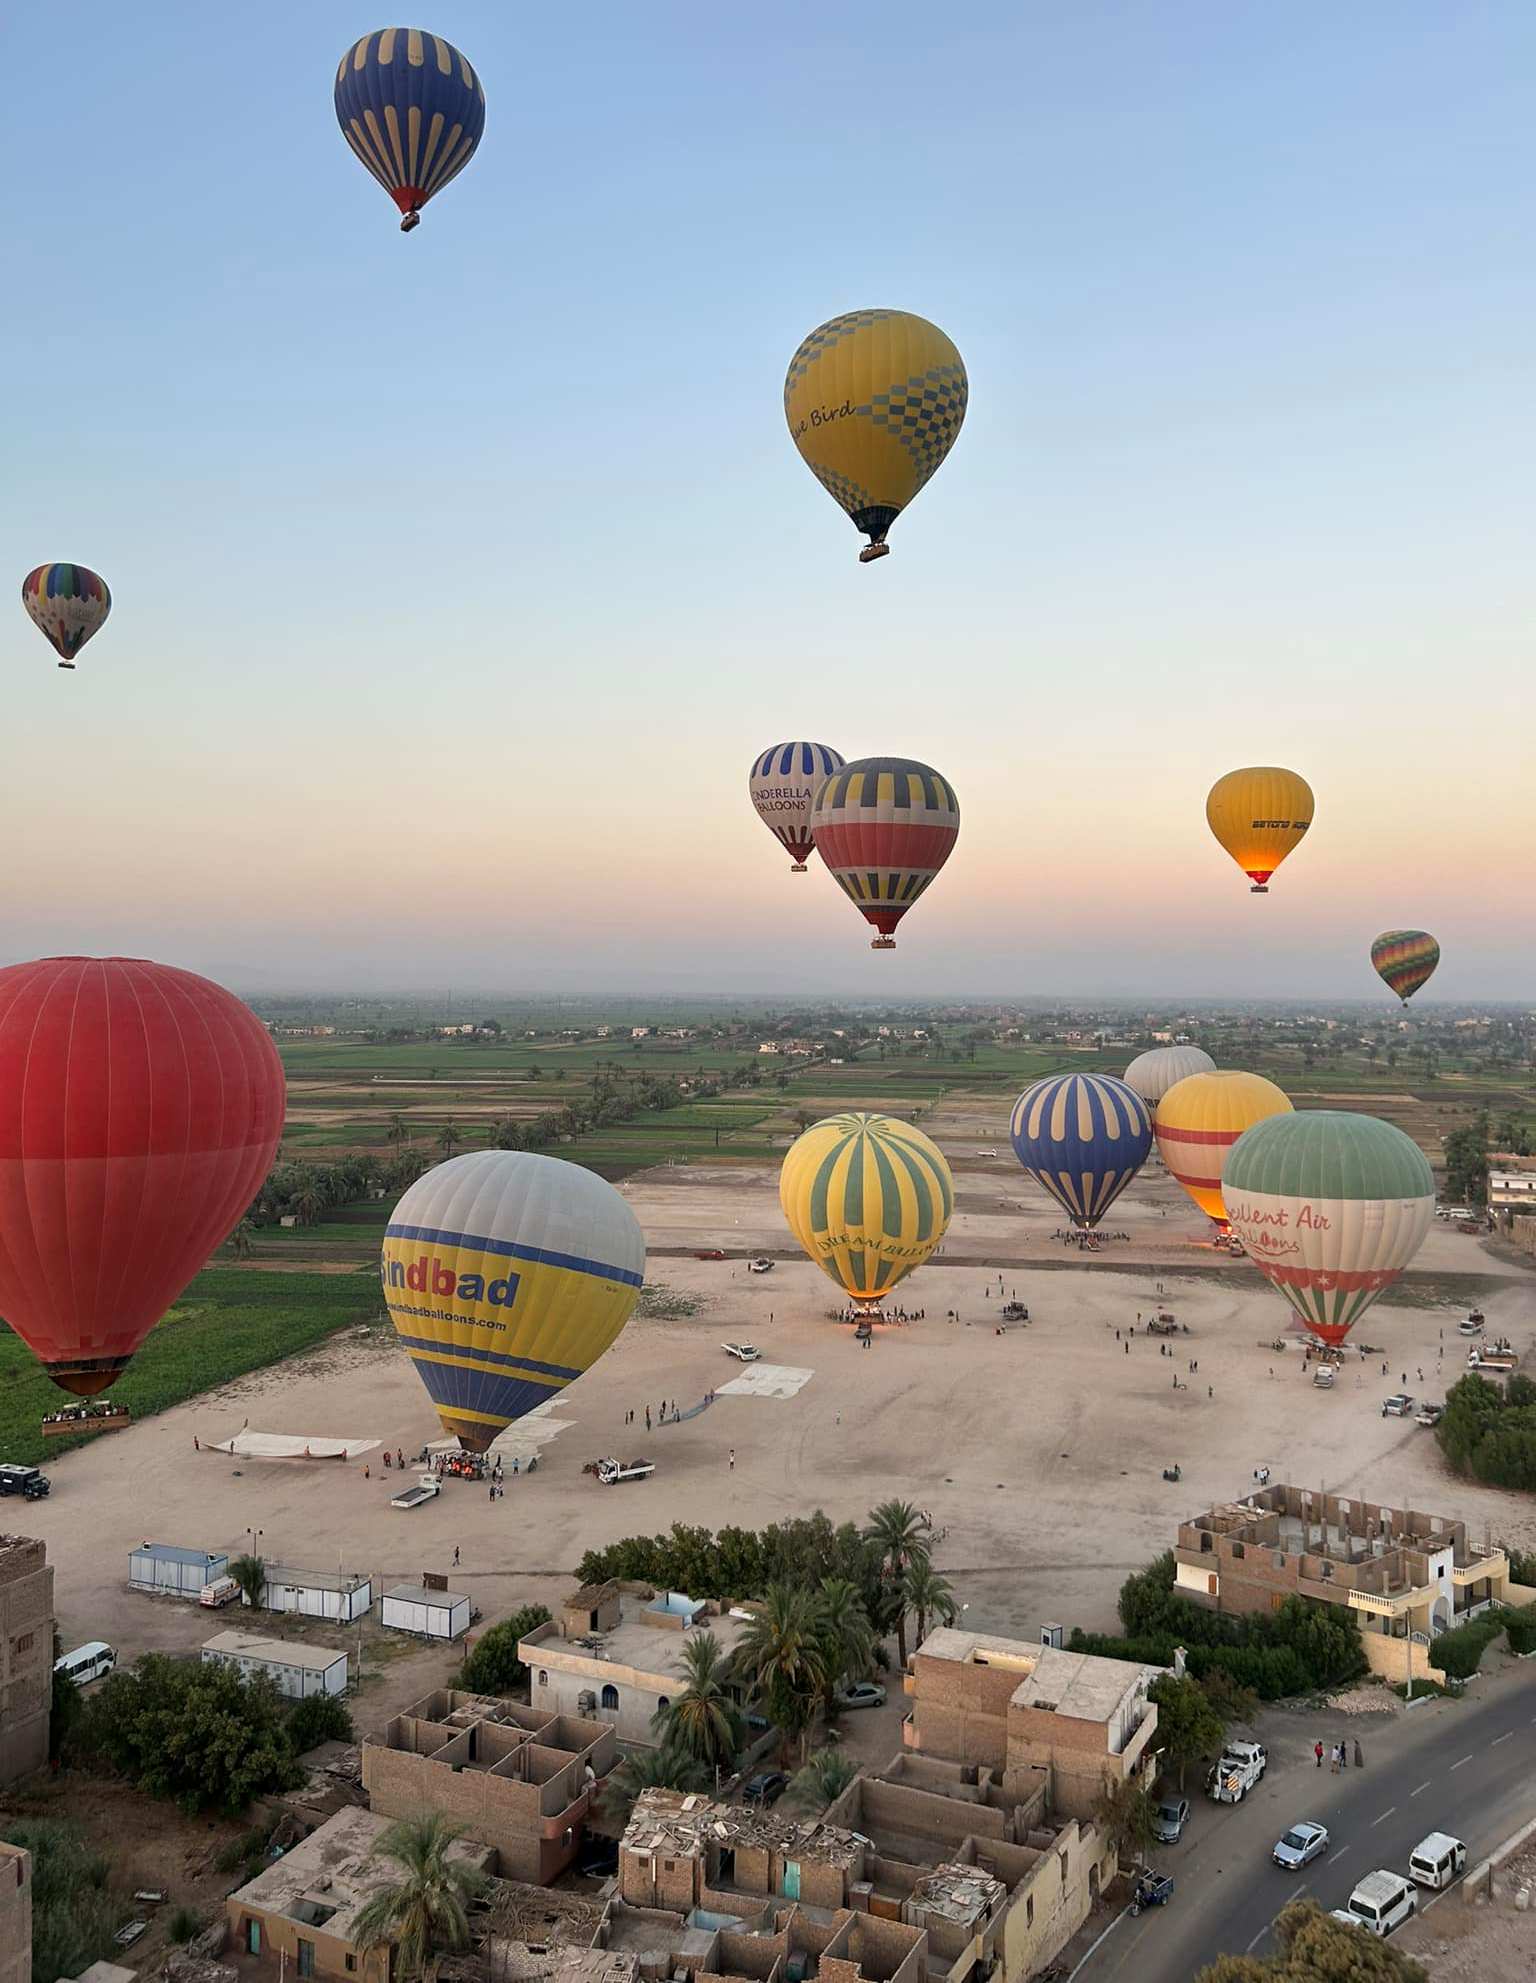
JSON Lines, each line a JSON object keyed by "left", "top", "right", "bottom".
{"left": 453, "top": 1546, "right": 460, "bottom": 1567}
{"left": 1314, "top": 1740, "right": 1324, "bottom": 1768}
{"left": 729, "top": 1448, "right": 736, "bottom": 1471}
{"left": 1354, "top": 1739, "right": 1363, "bottom": 1768}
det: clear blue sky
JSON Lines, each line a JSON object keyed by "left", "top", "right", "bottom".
{"left": 5, "top": 2, "right": 1533, "bottom": 998}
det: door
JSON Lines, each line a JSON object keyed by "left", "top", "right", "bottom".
{"left": 784, "top": 1861, "right": 800, "bottom": 1901}
{"left": 246, "top": 1921, "right": 261, "bottom": 1956}
{"left": 298, "top": 1940, "right": 314, "bottom": 1978}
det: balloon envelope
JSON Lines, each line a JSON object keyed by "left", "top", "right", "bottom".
{"left": 1206, "top": 767, "right": 1313, "bottom": 892}
{"left": 22, "top": 564, "right": 110, "bottom": 668}
{"left": 1222, "top": 1110, "right": 1434, "bottom": 1348}
{"left": 784, "top": 310, "right": 967, "bottom": 560}
{"left": 0, "top": 957, "right": 285, "bottom": 1394}
{"left": 1371, "top": 930, "right": 1440, "bottom": 1005}
{"left": 810, "top": 756, "right": 959, "bottom": 947}
{"left": 750, "top": 741, "right": 844, "bottom": 870}
{"left": 1009, "top": 1074, "right": 1152, "bottom": 1229}
{"left": 1121, "top": 1046, "right": 1216, "bottom": 1113}
{"left": 382, "top": 1150, "right": 644, "bottom": 1451}
{"left": 335, "top": 28, "right": 485, "bottom": 230}
{"left": 780, "top": 1112, "right": 952, "bottom": 1304}
{"left": 1155, "top": 1070, "right": 1293, "bottom": 1223}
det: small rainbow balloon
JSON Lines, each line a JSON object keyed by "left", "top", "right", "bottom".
{"left": 1370, "top": 931, "right": 1440, "bottom": 1005}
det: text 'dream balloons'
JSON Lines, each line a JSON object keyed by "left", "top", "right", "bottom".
{"left": 335, "top": 28, "right": 485, "bottom": 232}
{"left": 780, "top": 1112, "right": 952, "bottom": 1306}
{"left": 1206, "top": 767, "right": 1313, "bottom": 893}
{"left": 1371, "top": 931, "right": 1440, "bottom": 1005}
{"left": 810, "top": 756, "right": 959, "bottom": 949}
{"left": 785, "top": 310, "right": 967, "bottom": 562}
{"left": 1222, "top": 1111, "right": 1434, "bottom": 1349}
{"left": 1009, "top": 1074, "right": 1152, "bottom": 1229}
{"left": 23, "top": 564, "right": 110, "bottom": 669}
{"left": 1121, "top": 1045, "right": 1216, "bottom": 1114}
{"left": 382, "top": 1150, "right": 644, "bottom": 1452}
{"left": 750, "top": 741, "right": 845, "bottom": 871}
{"left": 0, "top": 957, "right": 285, "bottom": 1395}
{"left": 1154, "top": 1070, "right": 1293, "bottom": 1225}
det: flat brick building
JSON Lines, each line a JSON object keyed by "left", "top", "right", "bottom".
{"left": 0, "top": 1534, "right": 53, "bottom": 1787}
{"left": 0, "top": 1844, "right": 30, "bottom": 1983}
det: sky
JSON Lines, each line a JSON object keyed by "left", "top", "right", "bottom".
{"left": 4, "top": 2, "right": 1534, "bottom": 1000}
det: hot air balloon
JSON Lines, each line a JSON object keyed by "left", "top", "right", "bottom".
{"left": 1009, "top": 1074, "right": 1152, "bottom": 1229}
{"left": 335, "top": 29, "right": 485, "bottom": 232}
{"left": 0, "top": 957, "right": 284, "bottom": 1396}
{"left": 810, "top": 756, "right": 959, "bottom": 949}
{"left": 779, "top": 1112, "right": 952, "bottom": 1307}
{"left": 784, "top": 310, "right": 968, "bottom": 562}
{"left": 1121, "top": 1045, "right": 1216, "bottom": 1115}
{"left": 1155, "top": 1070, "right": 1292, "bottom": 1225}
{"left": 382, "top": 1150, "right": 644, "bottom": 1451}
{"left": 750, "top": 742, "right": 845, "bottom": 871}
{"left": 1206, "top": 767, "right": 1313, "bottom": 893}
{"left": 1370, "top": 930, "right": 1440, "bottom": 1005}
{"left": 22, "top": 564, "right": 110, "bottom": 669}
{"left": 1222, "top": 1111, "right": 1434, "bottom": 1349}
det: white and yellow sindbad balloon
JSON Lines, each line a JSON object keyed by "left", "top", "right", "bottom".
{"left": 382, "top": 1150, "right": 645, "bottom": 1451}
{"left": 780, "top": 1111, "right": 952, "bottom": 1306}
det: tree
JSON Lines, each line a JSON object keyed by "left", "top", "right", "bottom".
{"left": 351, "top": 1813, "right": 487, "bottom": 1983}
{"left": 228, "top": 1553, "right": 267, "bottom": 1609}
{"left": 229, "top": 1219, "right": 255, "bottom": 1260}
{"left": 814, "top": 1577, "right": 877, "bottom": 1713}
{"left": 1147, "top": 1674, "right": 1226, "bottom": 1789}
{"left": 1091, "top": 1775, "right": 1158, "bottom": 1862}
{"left": 459, "top": 1605, "right": 553, "bottom": 1695}
{"left": 787, "top": 1747, "right": 860, "bottom": 1813}
{"left": 3, "top": 1820, "right": 118, "bottom": 1983}
{"left": 731, "top": 1584, "right": 827, "bottom": 1762}
{"left": 386, "top": 1112, "right": 411, "bottom": 1147}
{"left": 1444, "top": 1117, "right": 1489, "bottom": 1206}
{"left": 437, "top": 1119, "right": 462, "bottom": 1160}
{"left": 653, "top": 1631, "right": 744, "bottom": 1773}
{"left": 77, "top": 1654, "right": 299, "bottom": 1814}
{"left": 599, "top": 1745, "right": 709, "bottom": 1829}
{"left": 1195, "top": 1899, "right": 1428, "bottom": 1980}
{"left": 903, "top": 1560, "right": 958, "bottom": 1648}
{"left": 292, "top": 1185, "right": 325, "bottom": 1227}
{"left": 288, "top": 1690, "right": 354, "bottom": 1752}
{"left": 863, "top": 1501, "right": 932, "bottom": 1665}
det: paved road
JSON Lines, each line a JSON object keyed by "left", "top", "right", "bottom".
{"left": 1081, "top": 1661, "right": 1536, "bottom": 1981}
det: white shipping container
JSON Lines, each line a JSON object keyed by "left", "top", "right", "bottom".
{"left": 379, "top": 1583, "right": 471, "bottom": 1641}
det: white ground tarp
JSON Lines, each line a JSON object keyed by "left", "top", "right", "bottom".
{"left": 207, "top": 1430, "right": 380, "bottom": 1461}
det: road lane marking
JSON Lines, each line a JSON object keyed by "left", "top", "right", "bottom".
{"left": 1286, "top": 1884, "right": 1307, "bottom": 1905}
{"left": 1371, "top": 1808, "right": 1397, "bottom": 1827}
{"left": 1450, "top": 1754, "right": 1474, "bottom": 1770}
{"left": 1491, "top": 1731, "right": 1514, "bottom": 1746}
{"left": 1411, "top": 1781, "right": 1432, "bottom": 1797}
{"left": 1244, "top": 1930, "right": 1267, "bottom": 1955}
{"left": 1327, "top": 1847, "right": 1350, "bottom": 1864}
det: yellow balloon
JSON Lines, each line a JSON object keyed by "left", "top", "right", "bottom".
{"left": 1206, "top": 767, "right": 1313, "bottom": 893}
{"left": 784, "top": 310, "right": 968, "bottom": 563}
{"left": 1154, "top": 1070, "right": 1293, "bottom": 1224}
{"left": 779, "top": 1111, "right": 952, "bottom": 1304}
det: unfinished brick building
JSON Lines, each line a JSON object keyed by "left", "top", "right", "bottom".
{"left": 0, "top": 1535, "right": 53, "bottom": 1787}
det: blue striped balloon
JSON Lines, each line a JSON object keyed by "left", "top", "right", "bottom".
{"left": 749, "top": 740, "right": 845, "bottom": 869}
{"left": 1009, "top": 1074, "right": 1153, "bottom": 1229}
{"left": 334, "top": 28, "right": 486, "bottom": 232}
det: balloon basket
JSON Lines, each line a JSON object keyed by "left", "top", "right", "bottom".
{"left": 1249, "top": 884, "right": 1269, "bottom": 894}
{"left": 870, "top": 936, "right": 896, "bottom": 950}
{"left": 41, "top": 1405, "right": 131, "bottom": 1439}
{"left": 58, "top": 661, "right": 75, "bottom": 670}
{"left": 790, "top": 862, "right": 808, "bottom": 872}
{"left": 858, "top": 543, "right": 891, "bottom": 564}
{"left": 400, "top": 211, "right": 421, "bottom": 233}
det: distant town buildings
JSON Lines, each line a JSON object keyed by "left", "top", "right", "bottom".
{"left": 0, "top": 1535, "right": 53, "bottom": 1786}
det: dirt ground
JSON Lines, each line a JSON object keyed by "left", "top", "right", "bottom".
{"left": 1399, "top": 1839, "right": 1536, "bottom": 1981}
{"left": 19, "top": 1094, "right": 1536, "bottom": 1742}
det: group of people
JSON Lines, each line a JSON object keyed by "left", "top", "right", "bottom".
{"left": 1316, "top": 1738, "right": 1364, "bottom": 1771}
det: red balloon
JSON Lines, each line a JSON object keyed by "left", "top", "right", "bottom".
{"left": 0, "top": 957, "right": 285, "bottom": 1395}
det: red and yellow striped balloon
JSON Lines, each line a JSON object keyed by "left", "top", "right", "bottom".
{"left": 810, "top": 756, "right": 958, "bottom": 949}
{"left": 1154, "top": 1070, "right": 1292, "bottom": 1225}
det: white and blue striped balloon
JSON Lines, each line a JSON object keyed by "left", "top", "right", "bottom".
{"left": 1009, "top": 1074, "right": 1153, "bottom": 1229}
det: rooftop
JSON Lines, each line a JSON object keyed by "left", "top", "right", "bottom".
{"left": 1011, "top": 1647, "right": 1163, "bottom": 1723}
{"left": 622, "top": 1788, "right": 864, "bottom": 1870}
{"left": 383, "top": 1581, "right": 470, "bottom": 1606}
{"left": 132, "top": 1542, "right": 225, "bottom": 1565}
{"left": 913, "top": 1627, "right": 1042, "bottom": 1672}
{"left": 203, "top": 1631, "right": 348, "bottom": 1673}
{"left": 526, "top": 1599, "right": 751, "bottom": 1683}
{"left": 230, "top": 1808, "right": 492, "bottom": 1944}
{"left": 264, "top": 1564, "right": 371, "bottom": 1593}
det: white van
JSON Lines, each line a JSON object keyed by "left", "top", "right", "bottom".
{"left": 198, "top": 1575, "right": 242, "bottom": 1609}
{"left": 54, "top": 1641, "right": 116, "bottom": 1688}
{"left": 1334, "top": 1870, "right": 1416, "bottom": 1938}
{"left": 1408, "top": 1832, "right": 1466, "bottom": 1890}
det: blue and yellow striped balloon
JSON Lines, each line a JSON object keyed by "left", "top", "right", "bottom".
{"left": 334, "top": 28, "right": 486, "bottom": 232}
{"left": 1009, "top": 1074, "right": 1153, "bottom": 1230}
{"left": 779, "top": 1112, "right": 952, "bottom": 1304}
{"left": 382, "top": 1151, "right": 644, "bottom": 1451}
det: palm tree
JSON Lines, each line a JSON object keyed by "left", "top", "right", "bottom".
{"left": 787, "top": 1747, "right": 860, "bottom": 1814}
{"left": 903, "top": 1560, "right": 958, "bottom": 1649}
{"left": 652, "top": 1631, "right": 743, "bottom": 1774}
{"left": 293, "top": 1186, "right": 325, "bottom": 1228}
{"left": 731, "top": 1585, "right": 827, "bottom": 1763}
{"left": 437, "top": 1120, "right": 462, "bottom": 1160}
{"left": 228, "top": 1220, "right": 255, "bottom": 1261}
{"left": 386, "top": 1112, "right": 411, "bottom": 1147}
{"left": 599, "top": 1745, "right": 708, "bottom": 1829}
{"left": 227, "top": 1553, "right": 266, "bottom": 1609}
{"left": 350, "top": 1813, "right": 486, "bottom": 1983}
{"left": 863, "top": 1501, "right": 932, "bottom": 1666}
{"left": 814, "top": 1578, "right": 876, "bottom": 1714}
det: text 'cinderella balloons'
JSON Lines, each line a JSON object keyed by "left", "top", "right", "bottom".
{"left": 780, "top": 1112, "right": 952, "bottom": 1306}
{"left": 1009, "top": 1074, "right": 1152, "bottom": 1229}
{"left": 1222, "top": 1111, "right": 1434, "bottom": 1349}
{"left": 1371, "top": 930, "right": 1440, "bottom": 1005}
{"left": 810, "top": 756, "right": 959, "bottom": 949}
{"left": 382, "top": 1150, "right": 644, "bottom": 1451}
{"left": 22, "top": 564, "right": 110, "bottom": 669}
{"left": 1206, "top": 767, "right": 1313, "bottom": 894}
{"left": 335, "top": 28, "right": 485, "bottom": 232}
{"left": 750, "top": 742, "right": 845, "bottom": 871}
{"left": 0, "top": 957, "right": 285, "bottom": 1394}
{"left": 785, "top": 310, "right": 968, "bottom": 562}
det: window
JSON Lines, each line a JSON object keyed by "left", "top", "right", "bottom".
{"left": 13, "top": 1633, "right": 33, "bottom": 1655}
{"left": 1270, "top": 1593, "right": 1284, "bottom": 1612}
{"left": 1025, "top": 1896, "right": 1034, "bottom": 1927}
{"left": 1273, "top": 1552, "right": 1286, "bottom": 1569}
{"left": 1230, "top": 1543, "right": 1244, "bottom": 1560}
{"left": 1207, "top": 1574, "right": 1217, "bottom": 1596}
{"left": 539, "top": 1670, "right": 548, "bottom": 1687}
{"left": 345, "top": 1959, "right": 356, "bottom": 1974}
{"left": 657, "top": 1696, "right": 670, "bottom": 1712}
{"left": 600, "top": 1683, "right": 619, "bottom": 1710}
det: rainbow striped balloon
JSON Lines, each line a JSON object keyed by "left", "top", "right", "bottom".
{"left": 1370, "top": 930, "right": 1440, "bottom": 1005}
{"left": 22, "top": 564, "right": 111, "bottom": 668}
{"left": 1009, "top": 1074, "right": 1152, "bottom": 1229}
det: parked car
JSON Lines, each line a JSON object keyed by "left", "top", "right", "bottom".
{"left": 1414, "top": 1403, "right": 1444, "bottom": 1427}
{"left": 1272, "top": 1822, "right": 1330, "bottom": 1870}
{"left": 1153, "top": 1797, "right": 1190, "bottom": 1844}
{"left": 747, "top": 1257, "right": 775, "bottom": 1274}
{"left": 1408, "top": 1832, "right": 1466, "bottom": 1891}
{"left": 1382, "top": 1394, "right": 1415, "bottom": 1418}
{"left": 743, "top": 1771, "right": 788, "bottom": 1806}
{"left": 694, "top": 1249, "right": 726, "bottom": 1261}
{"left": 834, "top": 1681, "right": 887, "bottom": 1711}
{"left": 197, "top": 1575, "right": 242, "bottom": 1609}
{"left": 722, "top": 1342, "right": 761, "bottom": 1361}
{"left": 1332, "top": 1870, "right": 1416, "bottom": 1939}
{"left": 1458, "top": 1316, "right": 1485, "bottom": 1336}
{"left": 54, "top": 1642, "right": 116, "bottom": 1688}
{"left": 1208, "top": 1741, "right": 1267, "bottom": 1803}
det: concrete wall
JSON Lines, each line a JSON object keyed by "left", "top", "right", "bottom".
{"left": 0, "top": 1538, "right": 52, "bottom": 1787}
{"left": 225, "top": 1902, "right": 387, "bottom": 1983}
{"left": 362, "top": 1736, "right": 588, "bottom": 1882}
{"left": 998, "top": 1821, "right": 1115, "bottom": 1983}
{"left": 906, "top": 1650, "right": 1019, "bottom": 1768}
{"left": 0, "top": 1845, "right": 30, "bottom": 1983}
{"left": 1360, "top": 1633, "right": 1448, "bottom": 1690}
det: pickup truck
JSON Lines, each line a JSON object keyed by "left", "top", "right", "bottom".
{"left": 391, "top": 1474, "right": 442, "bottom": 1511}
{"left": 1208, "top": 1740, "right": 1267, "bottom": 1803}
{"left": 596, "top": 1457, "right": 655, "bottom": 1485}
{"left": 747, "top": 1257, "right": 775, "bottom": 1274}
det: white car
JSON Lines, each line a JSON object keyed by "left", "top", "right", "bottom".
{"left": 722, "top": 1342, "right": 761, "bottom": 1361}
{"left": 1273, "top": 1821, "right": 1329, "bottom": 1870}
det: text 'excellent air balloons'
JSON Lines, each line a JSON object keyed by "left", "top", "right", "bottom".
{"left": 381, "top": 1149, "right": 645, "bottom": 1452}
{"left": 0, "top": 957, "right": 285, "bottom": 1395}
{"left": 810, "top": 756, "right": 959, "bottom": 949}
{"left": 1154, "top": 1069, "right": 1293, "bottom": 1225}
{"left": 1206, "top": 767, "right": 1314, "bottom": 894}
{"left": 22, "top": 564, "right": 110, "bottom": 669}
{"left": 780, "top": 1112, "right": 952, "bottom": 1308}
{"left": 334, "top": 28, "right": 485, "bottom": 233}
{"left": 1009, "top": 1074, "right": 1153, "bottom": 1230}
{"left": 785, "top": 310, "right": 968, "bottom": 563}
{"left": 1222, "top": 1110, "right": 1435, "bottom": 1349}
{"left": 1371, "top": 930, "right": 1440, "bottom": 1005}
{"left": 750, "top": 742, "right": 845, "bottom": 872}
{"left": 1121, "top": 1045, "right": 1216, "bottom": 1115}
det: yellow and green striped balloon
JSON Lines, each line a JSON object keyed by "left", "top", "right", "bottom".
{"left": 779, "top": 1111, "right": 952, "bottom": 1305}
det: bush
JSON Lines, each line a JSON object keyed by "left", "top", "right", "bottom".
{"left": 576, "top": 1513, "right": 888, "bottom": 1622}
{"left": 1503, "top": 1603, "right": 1536, "bottom": 1656}
{"left": 288, "top": 1689, "right": 354, "bottom": 1752}
{"left": 214, "top": 1828, "right": 266, "bottom": 1875}
{"left": 1431, "top": 1610, "right": 1508, "bottom": 1680}
{"left": 1437, "top": 1374, "right": 1536, "bottom": 1490}
{"left": 460, "top": 1605, "right": 553, "bottom": 1695}
{"left": 168, "top": 1909, "right": 202, "bottom": 1944}
{"left": 77, "top": 1653, "right": 300, "bottom": 1815}
{"left": 0, "top": 1819, "right": 118, "bottom": 1983}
